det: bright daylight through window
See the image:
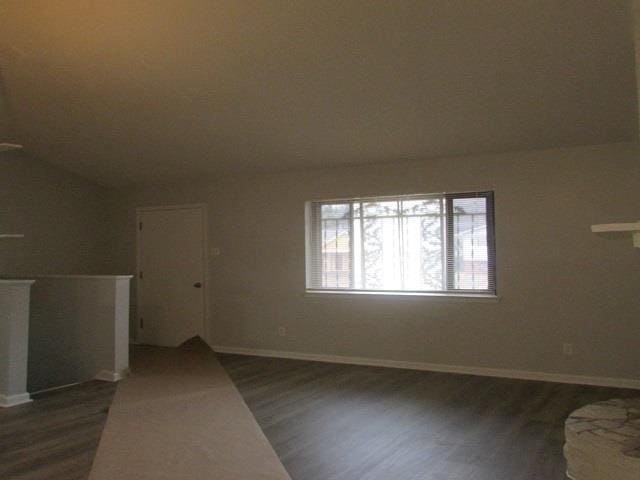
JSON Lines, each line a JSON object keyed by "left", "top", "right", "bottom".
{"left": 306, "top": 192, "right": 496, "bottom": 296}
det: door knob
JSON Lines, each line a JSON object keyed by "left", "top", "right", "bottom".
{"left": 193, "top": 282, "right": 202, "bottom": 288}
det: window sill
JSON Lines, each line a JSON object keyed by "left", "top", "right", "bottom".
{"left": 304, "top": 290, "right": 501, "bottom": 303}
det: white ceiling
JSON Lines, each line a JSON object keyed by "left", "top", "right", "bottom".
{"left": 0, "top": 1, "right": 637, "bottom": 187}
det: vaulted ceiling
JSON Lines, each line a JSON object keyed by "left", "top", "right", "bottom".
{"left": 0, "top": 1, "right": 637, "bottom": 186}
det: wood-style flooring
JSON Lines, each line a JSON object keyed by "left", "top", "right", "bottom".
{"left": 219, "top": 354, "right": 639, "bottom": 480}
{"left": 2, "top": 352, "right": 638, "bottom": 480}
{"left": 0, "top": 381, "right": 116, "bottom": 480}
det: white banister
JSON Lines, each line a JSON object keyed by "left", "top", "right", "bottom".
{"left": 25, "top": 275, "right": 133, "bottom": 392}
{"left": 0, "top": 280, "right": 35, "bottom": 407}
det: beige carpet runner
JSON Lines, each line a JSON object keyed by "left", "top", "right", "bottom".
{"left": 89, "top": 338, "right": 291, "bottom": 480}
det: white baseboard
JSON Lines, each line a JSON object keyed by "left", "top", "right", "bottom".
{"left": 30, "top": 382, "right": 80, "bottom": 396}
{"left": 95, "top": 368, "right": 130, "bottom": 382}
{"left": 213, "top": 345, "right": 640, "bottom": 390}
{"left": 0, "top": 392, "right": 32, "bottom": 407}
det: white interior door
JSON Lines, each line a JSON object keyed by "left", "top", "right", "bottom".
{"left": 137, "top": 206, "right": 206, "bottom": 347}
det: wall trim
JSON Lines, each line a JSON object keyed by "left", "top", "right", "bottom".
{"left": 95, "top": 368, "right": 130, "bottom": 382}
{"left": 0, "top": 392, "right": 32, "bottom": 408}
{"left": 213, "top": 345, "right": 640, "bottom": 390}
{"left": 30, "top": 382, "right": 80, "bottom": 396}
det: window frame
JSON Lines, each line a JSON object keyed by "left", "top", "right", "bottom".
{"left": 305, "top": 191, "right": 497, "bottom": 298}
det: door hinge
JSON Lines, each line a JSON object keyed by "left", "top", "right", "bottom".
{"left": 140, "top": 317, "right": 144, "bottom": 329}
{"left": 139, "top": 271, "right": 143, "bottom": 280}
{"left": 139, "top": 221, "right": 143, "bottom": 231}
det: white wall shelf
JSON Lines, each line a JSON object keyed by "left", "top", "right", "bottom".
{"left": 0, "top": 143, "right": 23, "bottom": 152}
{"left": 591, "top": 222, "right": 640, "bottom": 248}
{"left": 0, "top": 234, "right": 25, "bottom": 239}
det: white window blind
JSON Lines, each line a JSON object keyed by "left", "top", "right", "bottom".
{"left": 305, "top": 191, "right": 496, "bottom": 295}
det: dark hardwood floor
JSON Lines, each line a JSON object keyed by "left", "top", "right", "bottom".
{"left": 2, "top": 353, "right": 637, "bottom": 480}
{"left": 219, "top": 354, "right": 639, "bottom": 480}
{"left": 0, "top": 381, "right": 116, "bottom": 480}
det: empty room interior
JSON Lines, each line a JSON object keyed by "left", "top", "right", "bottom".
{"left": 1, "top": 1, "right": 640, "bottom": 479}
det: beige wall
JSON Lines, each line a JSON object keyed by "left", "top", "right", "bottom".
{"left": 0, "top": 151, "right": 111, "bottom": 275}
{"left": 635, "top": 0, "right": 640, "bottom": 134}
{"left": 632, "top": 0, "right": 640, "bottom": 135}
{"left": 109, "top": 142, "right": 640, "bottom": 380}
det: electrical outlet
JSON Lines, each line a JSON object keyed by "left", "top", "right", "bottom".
{"left": 563, "top": 343, "right": 574, "bottom": 356}
{"left": 278, "top": 326, "right": 287, "bottom": 337}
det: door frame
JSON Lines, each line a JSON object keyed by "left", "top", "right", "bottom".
{"left": 135, "top": 203, "right": 210, "bottom": 346}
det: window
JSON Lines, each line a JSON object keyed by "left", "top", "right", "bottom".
{"left": 305, "top": 191, "right": 496, "bottom": 296}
